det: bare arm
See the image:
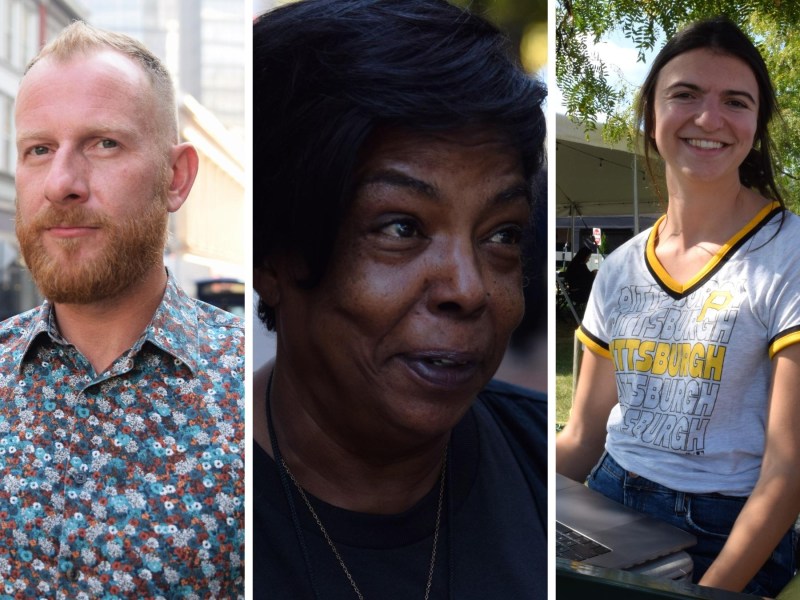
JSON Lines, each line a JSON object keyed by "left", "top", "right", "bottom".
{"left": 699, "top": 343, "right": 800, "bottom": 592}
{"left": 556, "top": 348, "right": 619, "bottom": 482}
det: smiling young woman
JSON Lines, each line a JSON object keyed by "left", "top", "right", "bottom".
{"left": 557, "top": 17, "right": 800, "bottom": 597}
{"left": 652, "top": 49, "right": 760, "bottom": 195}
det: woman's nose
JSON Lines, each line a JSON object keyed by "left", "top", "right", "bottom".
{"left": 695, "top": 98, "right": 723, "bottom": 131}
{"left": 426, "top": 239, "right": 489, "bottom": 318}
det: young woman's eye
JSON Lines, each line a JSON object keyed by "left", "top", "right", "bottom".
{"left": 488, "top": 225, "right": 523, "bottom": 245}
{"left": 380, "top": 219, "right": 420, "bottom": 238}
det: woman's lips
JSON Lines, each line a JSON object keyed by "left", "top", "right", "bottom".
{"left": 400, "top": 351, "right": 482, "bottom": 390}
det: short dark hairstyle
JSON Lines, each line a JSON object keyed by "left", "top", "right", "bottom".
{"left": 636, "top": 16, "right": 782, "bottom": 205}
{"left": 253, "top": 0, "right": 547, "bottom": 329}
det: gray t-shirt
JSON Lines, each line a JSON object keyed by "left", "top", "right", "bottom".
{"left": 579, "top": 203, "right": 800, "bottom": 496}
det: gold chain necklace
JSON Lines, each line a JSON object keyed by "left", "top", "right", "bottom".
{"left": 280, "top": 445, "right": 448, "bottom": 600}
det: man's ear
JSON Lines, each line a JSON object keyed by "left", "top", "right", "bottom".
{"left": 165, "top": 142, "right": 200, "bottom": 213}
{"left": 254, "top": 259, "right": 280, "bottom": 308}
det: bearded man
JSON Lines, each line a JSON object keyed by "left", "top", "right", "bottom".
{"left": 1, "top": 21, "right": 243, "bottom": 598}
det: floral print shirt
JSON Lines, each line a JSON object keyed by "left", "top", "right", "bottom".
{"left": 0, "top": 275, "right": 244, "bottom": 599}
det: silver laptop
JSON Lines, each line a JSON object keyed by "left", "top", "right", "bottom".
{"left": 557, "top": 473, "right": 697, "bottom": 576}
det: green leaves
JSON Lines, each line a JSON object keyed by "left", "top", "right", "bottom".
{"left": 557, "top": 0, "right": 800, "bottom": 210}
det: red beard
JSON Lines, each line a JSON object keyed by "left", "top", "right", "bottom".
{"left": 16, "top": 193, "right": 169, "bottom": 304}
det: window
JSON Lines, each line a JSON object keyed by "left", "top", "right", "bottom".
{"left": 0, "top": 93, "right": 11, "bottom": 174}
{"left": 0, "top": 0, "right": 11, "bottom": 63}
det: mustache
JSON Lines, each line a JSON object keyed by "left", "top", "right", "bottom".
{"left": 19, "top": 206, "right": 110, "bottom": 230}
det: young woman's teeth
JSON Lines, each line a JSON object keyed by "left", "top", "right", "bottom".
{"left": 688, "top": 139, "right": 724, "bottom": 149}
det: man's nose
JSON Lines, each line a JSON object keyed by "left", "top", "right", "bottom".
{"left": 43, "top": 148, "right": 89, "bottom": 204}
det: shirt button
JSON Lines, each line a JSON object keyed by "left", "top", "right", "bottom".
{"left": 73, "top": 472, "right": 87, "bottom": 485}
{"left": 65, "top": 566, "right": 79, "bottom": 581}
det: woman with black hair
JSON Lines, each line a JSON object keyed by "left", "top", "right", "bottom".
{"left": 252, "top": 1, "right": 548, "bottom": 598}
{"left": 558, "top": 16, "right": 800, "bottom": 596}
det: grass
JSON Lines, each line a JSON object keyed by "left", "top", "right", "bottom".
{"left": 555, "top": 313, "right": 581, "bottom": 430}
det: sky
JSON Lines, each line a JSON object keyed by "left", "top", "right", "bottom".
{"left": 553, "top": 30, "right": 659, "bottom": 116}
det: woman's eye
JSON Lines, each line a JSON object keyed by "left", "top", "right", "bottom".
{"left": 488, "top": 226, "right": 523, "bottom": 245}
{"left": 380, "top": 220, "right": 419, "bottom": 238}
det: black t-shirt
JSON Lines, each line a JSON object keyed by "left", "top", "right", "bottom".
{"left": 253, "top": 379, "right": 548, "bottom": 599}
{"left": 565, "top": 261, "right": 594, "bottom": 303}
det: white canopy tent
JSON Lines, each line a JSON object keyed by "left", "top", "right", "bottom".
{"left": 556, "top": 113, "right": 665, "bottom": 254}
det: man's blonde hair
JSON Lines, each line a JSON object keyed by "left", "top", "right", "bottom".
{"left": 25, "top": 20, "right": 178, "bottom": 146}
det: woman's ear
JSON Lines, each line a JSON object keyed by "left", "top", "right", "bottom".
{"left": 254, "top": 259, "right": 280, "bottom": 308}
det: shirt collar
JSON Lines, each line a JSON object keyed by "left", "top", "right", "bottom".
{"left": 16, "top": 303, "right": 55, "bottom": 367}
{"left": 139, "top": 273, "right": 200, "bottom": 374}
{"left": 17, "top": 272, "right": 200, "bottom": 375}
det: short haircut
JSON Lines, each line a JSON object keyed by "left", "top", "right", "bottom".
{"left": 25, "top": 20, "right": 177, "bottom": 148}
{"left": 636, "top": 16, "right": 783, "bottom": 205}
{"left": 254, "top": 0, "right": 547, "bottom": 330}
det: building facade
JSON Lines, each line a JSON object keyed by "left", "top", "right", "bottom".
{"left": 0, "top": 0, "right": 85, "bottom": 320}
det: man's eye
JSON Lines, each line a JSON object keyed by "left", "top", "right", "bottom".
{"left": 30, "top": 146, "right": 49, "bottom": 156}
{"left": 99, "top": 139, "right": 118, "bottom": 149}
{"left": 381, "top": 220, "right": 419, "bottom": 238}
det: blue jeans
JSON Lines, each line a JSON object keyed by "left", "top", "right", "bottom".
{"left": 587, "top": 452, "right": 796, "bottom": 597}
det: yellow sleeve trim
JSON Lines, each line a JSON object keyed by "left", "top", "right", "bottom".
{"left": 576, "top": 327, "right": 611, "bottom": 359}
{"left": 770, "top": 331, "right": 800, "bottom": 359}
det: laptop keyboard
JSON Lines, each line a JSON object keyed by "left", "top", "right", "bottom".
{"left": 556, "top": 521, "right": 612, "bottom": 561}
